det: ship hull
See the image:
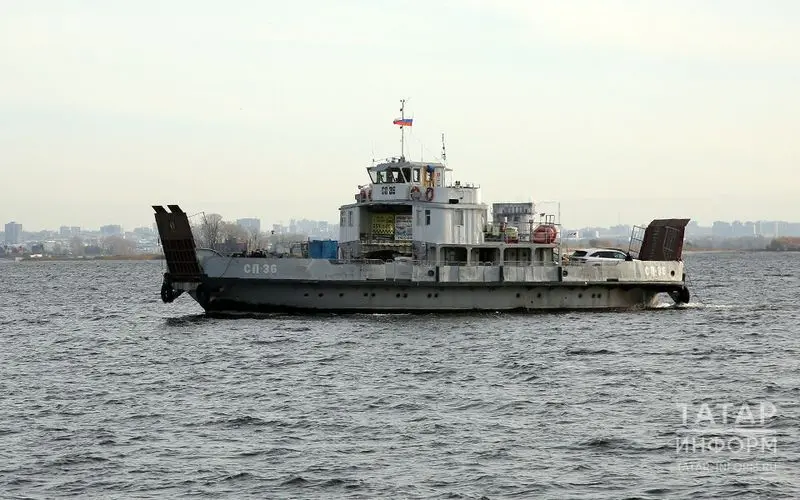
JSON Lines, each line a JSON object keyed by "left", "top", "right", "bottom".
{"left": 152, "top": 205, "right": 692, "bottom": 315}
{"left": 186, "top": 278, "right": 681, "bottom": 314}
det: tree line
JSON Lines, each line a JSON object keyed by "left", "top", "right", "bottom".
{"left": 1, "top": 235, "right": 139, "bottom": 257}
{"left": 191, "top": 214, "right": 307, "bottom": 252}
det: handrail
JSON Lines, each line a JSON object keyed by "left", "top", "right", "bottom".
{"left": 195, "top": 247, "right": 226, "bottom": 257}
{"left": 207, "top": 254, "right": 563, "bottom": 268}
{"left": 437, "top": 260, "right": 559, "bottom": 267}
{"left": 501, "top": 260, "right": 560, "bottom": 267}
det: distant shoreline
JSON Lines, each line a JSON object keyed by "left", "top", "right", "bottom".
{"left": 684, "top": 248, "right": 800, "bottom": 253}
{"left": 3, "top": 249, "right": 797, "bottom": 263}
{"left": 683, "top": 249, "right": 749, "bottom": 253}
{"left": 3, "top": 254, "right": 165, "bottom": 262}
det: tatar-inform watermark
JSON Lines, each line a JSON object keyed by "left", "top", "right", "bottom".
{"left": 674, "top": 402, "right": 778, "bottom": 472}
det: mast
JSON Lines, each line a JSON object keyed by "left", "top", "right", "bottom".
{"left": 441, "top": 133, "right": 447, "bottom": 164}
{"left": 400, "top": 99, "right": 406, "bottom": 160}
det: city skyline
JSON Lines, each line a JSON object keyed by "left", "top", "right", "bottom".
{"left": 0, "top": 187, "right": 798, "bottom": 233}
{"left": 2, "top": 1, "right": 799, "bottom": 231}
{"left": 5, "top": 214, "right": 800, "bottom": 238}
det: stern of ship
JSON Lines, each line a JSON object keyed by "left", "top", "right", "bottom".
{"left": 631, "top": 218, "right": 692, "bottom": 305}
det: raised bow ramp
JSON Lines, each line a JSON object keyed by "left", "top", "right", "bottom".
{"left": 153, "top": 205, "right": 203, "bottom": 302}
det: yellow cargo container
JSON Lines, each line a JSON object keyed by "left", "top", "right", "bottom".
{"left": 371, "top": 213, "right": 395, "bottom": 238}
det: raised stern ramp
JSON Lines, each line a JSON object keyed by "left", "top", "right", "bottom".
{"left": 630, "top": 218, "right": 691, "bottom": 304}
{"left": 636, "top": 218, "right": 690, "bottom": 261}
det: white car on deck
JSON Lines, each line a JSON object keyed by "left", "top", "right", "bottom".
{"left": 568, "top": 248, "right": 631, "bottom": 265}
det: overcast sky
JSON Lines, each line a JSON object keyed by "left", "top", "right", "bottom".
{"left": 2, "top": 0, "right": 798, "bottom": 231}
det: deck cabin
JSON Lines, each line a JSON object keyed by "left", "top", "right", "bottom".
{"left": 338, "top": 157, "right": 560, "bottom": 266}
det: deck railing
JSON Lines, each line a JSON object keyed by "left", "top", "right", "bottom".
{"left": 323, "top": 258, "right": 562, "bottom": 267}
{"left": 203, "top": 251, "right": 683, "bottom": 284}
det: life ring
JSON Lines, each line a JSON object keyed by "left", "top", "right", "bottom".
{"left": 410, "top": 186, "right": 421, "bottom": 200}
{"left": 425, "top": 187, "right": 434, "bottom": 201}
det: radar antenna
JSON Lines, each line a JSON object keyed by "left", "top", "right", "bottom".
{"left": 441, "top": 133, "right": 447, "bottom": 164}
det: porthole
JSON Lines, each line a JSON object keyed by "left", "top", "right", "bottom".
{"left": 516, "top": 293, "right": 521, "bottom": 298}
{"left": 537, "top": 292, "right": 542, "bottom": 298}
{"left": 578, "top": 293, "right": 583, "bottom": 298}
{"left": 670, "top": 270, "right": 675, "bottom": 276}
{"left": 403, "top": 293, "right": 408, "bottom": 298}
{"left": 318, "top": 293, "right": 324, "bottom": 297}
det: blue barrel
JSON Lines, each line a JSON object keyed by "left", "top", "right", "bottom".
{"left": 308, "top": 239, "right": 339, "bottom": 259}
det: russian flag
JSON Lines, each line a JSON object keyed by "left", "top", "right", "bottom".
{"left": 393, "top": 118, "right": 413, "bottom": 127}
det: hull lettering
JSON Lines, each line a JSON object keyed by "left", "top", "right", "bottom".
{"left": 244, "top": 263, "right": 278, "bottom": 274}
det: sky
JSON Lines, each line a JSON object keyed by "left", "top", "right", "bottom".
{"left": 2, "top": 0, "right": 798, "bottom": 231}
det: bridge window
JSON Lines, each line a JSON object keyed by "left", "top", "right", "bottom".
{"left": 412, "top": 168, "right": 420, "bottom": 182}
{"left": 416, "top": 209, "right": 423, "bottom": 226}
{"left": 384, "top": 167, "right": 407, "bottom": 183}
{"left": 455, "top": 209, "right": 464, "bottom": 226}
{"left": 425, "top": 209, "right": 431, "bottom": 226}
{"left": 340, "top": 210, "right": 346, "bottom": 226}
{"left": 375, "top": 167, "right": 405, "bottom": 184}
{"left": 348, "top": 210, "right": 353, "bottom": 227}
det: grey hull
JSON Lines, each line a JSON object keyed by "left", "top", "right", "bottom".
{"left": 187, "top": 279, "right": 682, "bottom": 314}
{"left": 152, "top": 205, "right": 693, "bottom": 314}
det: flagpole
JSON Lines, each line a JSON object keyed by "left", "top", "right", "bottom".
{"left": 400, "top": 99, "right": 406, "bottom": 160}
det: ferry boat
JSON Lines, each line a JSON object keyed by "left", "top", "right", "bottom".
{"left": 153, "top": 104, "right": 691, "bottom": 313}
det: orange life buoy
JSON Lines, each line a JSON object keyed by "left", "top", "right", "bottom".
{"left": 410, "top": 186, "right": 421, "bottom": 200}
{"left": 425, "top": 187, "right": 434, "bottom": 201}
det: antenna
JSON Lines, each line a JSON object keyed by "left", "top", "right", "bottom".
{"left": 441, "top": 133, "right": 447, "bottom": 163}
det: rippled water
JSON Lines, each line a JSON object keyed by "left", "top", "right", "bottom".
{"left": 1, "top": 252, "right": 799, "bottom": 499}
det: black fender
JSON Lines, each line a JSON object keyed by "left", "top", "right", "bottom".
{"left": 195, "top": 284, "right": 210, "bottom": 309}
{"left": 160, "top": 282, "right": 175, "bottom": 303}
{"left": 669, "top": 286, "right": 691, "bottom": 305}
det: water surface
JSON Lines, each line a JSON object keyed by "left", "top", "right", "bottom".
{"left": 1, "top": 252, "right": 798, "bottom": 498}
